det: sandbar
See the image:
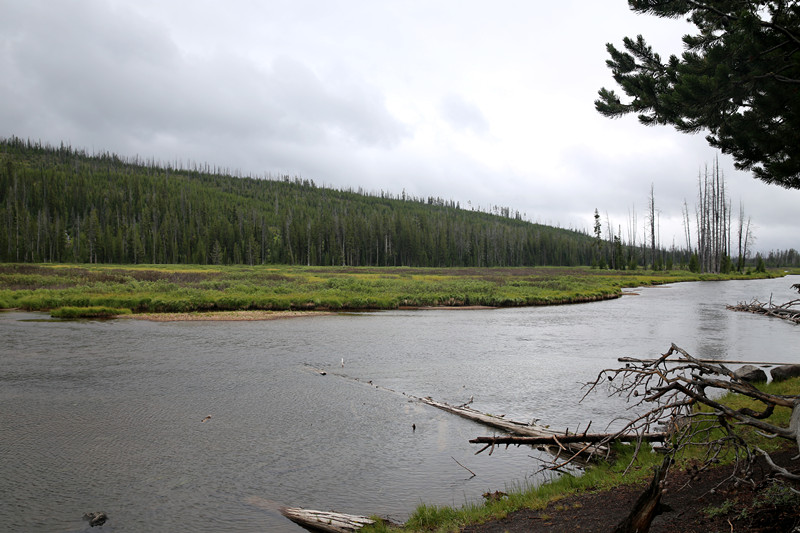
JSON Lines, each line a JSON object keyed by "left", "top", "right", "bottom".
{"left": 123, "top": 310, "right": 331, "bottom": 322}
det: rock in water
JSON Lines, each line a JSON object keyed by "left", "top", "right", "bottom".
{"left": 83, "top": 512, "right": 108, "bottom": 527}
{"left": 770, "top": 364, "right": 800, "bottom": 383}
{"left": 733, "top": 365, "right": 767, "bottom": 383}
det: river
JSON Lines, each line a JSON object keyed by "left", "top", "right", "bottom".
{"left": 1, "top": 276, "right": 798, "bottom": 532}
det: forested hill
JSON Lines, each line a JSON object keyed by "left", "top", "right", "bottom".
{"left": 0, "top": 137, "right": 595, "bottom": 267}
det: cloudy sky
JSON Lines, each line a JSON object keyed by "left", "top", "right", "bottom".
{"left": 2, "top": 1, "right": 798, "bottom": 253}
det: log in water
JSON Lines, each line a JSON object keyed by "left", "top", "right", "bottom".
{"left": 279, "top": 507, "right": 385, "bottom": 532}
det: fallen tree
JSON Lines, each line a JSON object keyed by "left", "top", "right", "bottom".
{"left": 584, "top": 343, "right": 800, "bottom": 532}
{"left": 470, "top": 431, "right": 668, "bottom": 450}
{"left": 279, "top": 507, "right": 397, "bottom": 532}
{"left": 470, "top": 344, "right": 799, "bottom": 532}
{"left": 584, "top": 344, "right": 799, "bottom": 478}
{"left": 470, "top": 343, "right": 799, "bottom": 476}
{"left": 726, "top": 282, "right": 800, "bottom": 324}
{"left": 727, "top": 297, "right": 800, "bottom": 324}
{"left": 418, "top": 396, "right": 607, "bottom": 457}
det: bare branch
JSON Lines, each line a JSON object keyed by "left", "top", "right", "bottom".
{"left": 582, "top": 343, "right": 799, "bottom": 483}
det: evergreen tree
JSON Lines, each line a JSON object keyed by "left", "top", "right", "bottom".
{"left": 0, "top": 137, "right": 599, "bottom": 267}
{"left": 596, "top": 1, "right": 800, "bottom": 188}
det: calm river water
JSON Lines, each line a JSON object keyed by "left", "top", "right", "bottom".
{"left": 1, "top": 276, "right": 798, "bottom": 532}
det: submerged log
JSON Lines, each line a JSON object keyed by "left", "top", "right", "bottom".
{"left": 279, "top": 507, "right": 385, "bottom": 533}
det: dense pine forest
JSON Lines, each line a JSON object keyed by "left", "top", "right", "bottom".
{"left": 1, "top": 137, "right": 599, "bottom": 267}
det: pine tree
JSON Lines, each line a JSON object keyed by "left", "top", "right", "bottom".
{"left": 597, "top": 1, "right": 800, "bottom": 189}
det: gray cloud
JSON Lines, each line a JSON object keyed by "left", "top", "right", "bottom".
{"left": 0, "top": 0, "right": 796, "bottom": 253}
{"left": 1, "top": 1, "right": 407, "bottom": 155}
{"left": 439, "top": 93, "right": 490, "bottom": 134}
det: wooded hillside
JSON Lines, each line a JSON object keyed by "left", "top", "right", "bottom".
{"left": 1, "top": 137, "right": 595, "bottom": 267}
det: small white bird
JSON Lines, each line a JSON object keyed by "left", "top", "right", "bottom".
{"left": 341, "top": 358, "right": 344, "bottom": 368}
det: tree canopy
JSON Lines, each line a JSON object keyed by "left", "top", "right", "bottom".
{"left": 596, "top": 1, "right": 800, "bottom": 189}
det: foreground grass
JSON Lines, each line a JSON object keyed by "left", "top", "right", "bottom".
{"left": 366, "top": 377, "right": 800, "bottom": 532}
{"left": 0, "top": 263, "right": 782, "bottom": 315}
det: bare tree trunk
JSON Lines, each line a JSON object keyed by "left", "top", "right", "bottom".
{"left": 737, "top": 201, "right": 745, "bottom": 272}
{"left": 743, "top": 216, "right": 753, "bottom": 268}
{"left": 628, "top": 205, "right": 638, "bottom": 267}
{"left": 649, "top": 184, "right": 656, "bottom": 269}
{"left": 682, "top": 199, "right": 692, "bottom": 256}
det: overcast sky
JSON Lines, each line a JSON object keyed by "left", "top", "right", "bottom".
{"left": 2, "top": 1, "right": 798, "bottom": 253}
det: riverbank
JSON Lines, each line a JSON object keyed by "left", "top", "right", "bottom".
{"left": 460, "top": 446, "right": 800, "bottom": 533}
{"left": 363, "top": 377, "right": 800, "bottom": 532}
{"left": 0, "top": 263, "right": 788, "bottom": 315}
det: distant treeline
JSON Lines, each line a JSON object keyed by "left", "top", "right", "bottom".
{"left": 1, "top": 137, "right": 599, "bottom": 267}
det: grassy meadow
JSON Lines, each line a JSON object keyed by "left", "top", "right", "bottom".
{"left": 0, "top": 263, "right": 786, "bottom": 317}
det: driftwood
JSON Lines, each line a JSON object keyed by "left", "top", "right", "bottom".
{"left": 619, "top": 356, "right": 796, "bottom": 366}
{"left": 726, "top": 297, "right": 800, "bottom": 324}
{"left": 279, "top": 507, "right": 389, "bottom": 532}
{"left": 418, "top": 397, "right": 554, "bottom": 437}
{"left": 417, "top": 396, "right": 606, "bottom": 457}
{"left": 470, "top": 432, "right": 668, "bottom": 448}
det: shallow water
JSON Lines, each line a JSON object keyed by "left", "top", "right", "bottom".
{"left": 1, "top": 276, "right": 798, "bottom": 531}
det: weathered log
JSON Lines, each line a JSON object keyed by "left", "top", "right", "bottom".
{"left": 279, "top": 507, "right": 385, "bottom": 533}
{"left": 618, "top": 356, "right": 796, "bottom": 366}
{"left": 470, "top": 432, "right": 668, "bottom": 447}
{"left": 416, "top": 396, "right": 607, "bottom": 457}
{"left": 417, "top": 397, "right": 554, "bottom": 437}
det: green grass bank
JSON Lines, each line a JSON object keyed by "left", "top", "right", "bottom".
{"left": 0, "top": 263, "right": 788, "bottom": 315}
